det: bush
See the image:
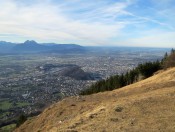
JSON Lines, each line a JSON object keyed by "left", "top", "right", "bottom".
{"left": 16, "top": 114, "right": 27, "bottom": 127}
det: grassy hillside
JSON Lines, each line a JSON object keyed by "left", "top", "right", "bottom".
{"left": 15, "top": 67, "right": 175, "bottom": 132}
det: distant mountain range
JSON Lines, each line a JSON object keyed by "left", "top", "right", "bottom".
{"left": 0, "top": 40, "right": 85, "bottom": 54}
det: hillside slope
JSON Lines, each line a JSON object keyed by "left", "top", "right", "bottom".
{"left": 15, "top": 68, "right": 175, "bottom": 132}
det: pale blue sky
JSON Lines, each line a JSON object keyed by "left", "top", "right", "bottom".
{"left": 0, "top": 0, "right": 175, "bottom": 47}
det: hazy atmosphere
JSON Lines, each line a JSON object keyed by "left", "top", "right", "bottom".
{"left": 1, "top": 1, "right": 175, "bottom": 131}
{"left": 0, "top": 0, "right": 175, "bottom": 47}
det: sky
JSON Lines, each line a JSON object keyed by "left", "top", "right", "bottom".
{"left": 0, "top": 0, "right": 175, "bottom": 47}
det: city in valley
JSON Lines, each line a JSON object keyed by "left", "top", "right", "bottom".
{"left": 0, "top": 47, "right": 168, "bottom": 126}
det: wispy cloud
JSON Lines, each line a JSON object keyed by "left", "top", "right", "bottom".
{"left": 0, "top": 0, "right": 130, "bottom": 45}
{"left": 0, "top": 0, "right": 174, "bottom": 47}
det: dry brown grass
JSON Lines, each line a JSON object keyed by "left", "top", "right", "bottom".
{"left": 15, "top": 68, "right": 175, "bottom": 132}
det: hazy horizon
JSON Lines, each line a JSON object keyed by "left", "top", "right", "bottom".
{"left": 0, "top": 40, "right": 172, "bottom": 49}
{"left": 0, "top": 0, "right": 175, "bottom": 48}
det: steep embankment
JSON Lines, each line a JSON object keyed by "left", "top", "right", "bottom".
{"left": 15, "top": 68, "right": 175, "bottom": 132}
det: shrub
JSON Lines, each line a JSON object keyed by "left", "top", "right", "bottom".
{"left": 16, "top": 114, "right": 27, "bottom": 127}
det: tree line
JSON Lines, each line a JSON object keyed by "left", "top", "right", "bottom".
{"left": 80, "top": 49, "right": 175, "bottom": 95}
